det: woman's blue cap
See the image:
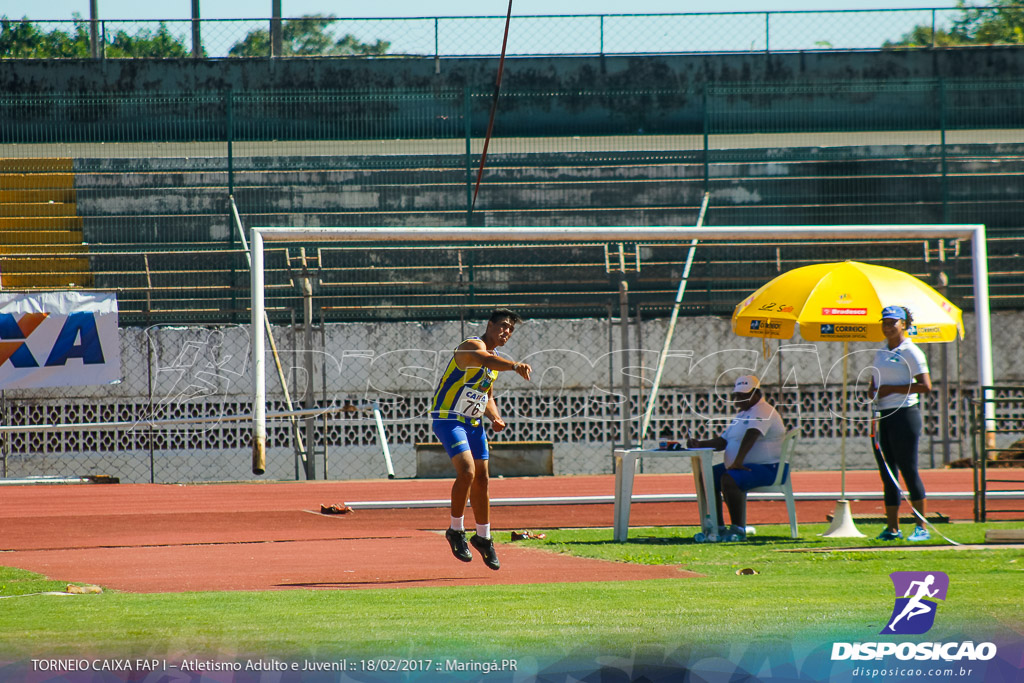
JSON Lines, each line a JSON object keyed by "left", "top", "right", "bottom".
{"left": 880, "top": 305, "right": 907, "bottom": 321}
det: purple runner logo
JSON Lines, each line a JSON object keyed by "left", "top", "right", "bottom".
{"left": 882, "top": 571, "right": 949, "bottom": 635}
{"left": 833, "top": 571, "right": 996, "bottom": 664}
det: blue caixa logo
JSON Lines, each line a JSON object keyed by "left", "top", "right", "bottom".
{"left": 0, "top": 312, "right": 106, "bottom": 367}
{"left": 882, "top": 571, "right": 949, "bottom": 635}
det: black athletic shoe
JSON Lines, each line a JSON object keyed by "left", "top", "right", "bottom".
{"left": 445, "top": 528, "right": 472, "bottom": 562}
{"left": 470, "top": 534, "right": 501, "bottom": 570}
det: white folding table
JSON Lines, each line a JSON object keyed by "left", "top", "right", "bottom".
{"left": 612, "top": 447, "right": 717, "bottom": 542}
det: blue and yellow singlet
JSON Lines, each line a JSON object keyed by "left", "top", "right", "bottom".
{"left": 431, "top": 337, "right": 498, "bottom": 425}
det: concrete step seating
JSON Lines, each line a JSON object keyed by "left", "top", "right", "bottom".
{"left": 70, "top": 147, "right": 1022, "bottom": 225}
{"left": 0, "top": 158, "right": 93, "bottom": 289}
{"left": 3, "top": 143, "right": 1022, "bottom": 322}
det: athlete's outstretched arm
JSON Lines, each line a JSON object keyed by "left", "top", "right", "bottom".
{"left": 454, "top": 339, "right": 531, "bottom": 380}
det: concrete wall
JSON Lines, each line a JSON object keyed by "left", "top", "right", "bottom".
{"left": 4, "top": 49, "right": 1024, "bottom": 138}
{"left": 6, "top": 48, "right": 1024, "bottom": 95}
{"left": 2, "top": 312, "right": 1020, "bottom": 483}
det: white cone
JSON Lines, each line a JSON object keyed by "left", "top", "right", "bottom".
{"left": 820, "top": 499, "right": 866, "bottom": 538}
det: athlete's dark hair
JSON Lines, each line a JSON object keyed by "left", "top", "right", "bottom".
{"left": 490, "top": 307, "right": 522, "bottom": 325}
{"left": 901, "top": 307, "right": 914, "bottom": 326}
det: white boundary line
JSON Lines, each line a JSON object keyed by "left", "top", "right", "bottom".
{"left": 336, "top": 489, "right": 1007, "bottom": 510}
{"left": 250, "top": 225, "right": 994, "bottom": 473}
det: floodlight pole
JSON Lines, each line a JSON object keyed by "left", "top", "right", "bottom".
{"left": 250, "top": 225, "right": 996, "bottom": 467}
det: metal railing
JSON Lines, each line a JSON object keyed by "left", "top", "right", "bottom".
{"left": 3, "top": 6, "right": 1024, "bottom": 60}
{"left": 970, "top": 387, "right": 1024, "bottom": 521}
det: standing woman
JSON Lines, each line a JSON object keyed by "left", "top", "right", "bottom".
{"left": 868, "top": 305, "right": 933, "bottom": 542}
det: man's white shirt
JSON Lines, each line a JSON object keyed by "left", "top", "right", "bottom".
{"left": 720, "top": 398, "right": 785, "bottom": 467}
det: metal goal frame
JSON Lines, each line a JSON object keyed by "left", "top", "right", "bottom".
{"left": 249, "top": 225, "right": 994, "bottom": 472}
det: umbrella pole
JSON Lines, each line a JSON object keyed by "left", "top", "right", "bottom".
{"left": 841, "top": 341, "right": 847, "bottom": 499}
{"left": 822, "top": 340, "right": 865, "bottom": 538}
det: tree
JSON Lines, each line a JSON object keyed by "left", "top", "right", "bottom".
{"left": 334, "top": 34, "right": 390, "bottom": 56}
{"left": 954, "top": 0, "right": 1024, "bottom": 43}
{"left": 0, "top": 14, "right": 195, "bottom": 58}
{"left": 0, "top": 16, "right": 90, "bottom": 58}
{"left": 885, "top": 1, "right": 1024, "bottom": 47}
{"left": 106, "top": 23, "right": 193, "bottom": 58}
{"left": 228, "top": 14, "right": 390, "bottom": 57}
{"left": 883, "top": 25, "right": 974, "bottom": 48}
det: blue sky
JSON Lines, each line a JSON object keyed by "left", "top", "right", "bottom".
{"left": 11, "top": 1, "right": 961, "bottom": 21}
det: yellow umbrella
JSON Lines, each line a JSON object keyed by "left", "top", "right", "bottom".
{"left": 732, "top": 261, "right": 963, "bottom": 343}
{"left": 731, "top": 260, "right": 963, "bottom": 537}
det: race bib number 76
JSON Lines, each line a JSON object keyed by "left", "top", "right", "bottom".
{"left": 454, "top": 388, "right": 489, "bottom": 418}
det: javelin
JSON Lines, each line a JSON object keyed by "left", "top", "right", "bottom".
{"left": 471, "top": 0, "right": 514, "bottom": 212}
{"left": 639, "top": 192, "right": 709, "bottom": 444}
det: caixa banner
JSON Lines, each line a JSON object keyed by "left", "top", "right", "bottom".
{"left": 0, "top": 291, "right": 120, "bottom": 390}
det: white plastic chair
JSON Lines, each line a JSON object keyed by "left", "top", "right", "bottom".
{"left": 747, "top": 428, "right": 799, "bottom": 538}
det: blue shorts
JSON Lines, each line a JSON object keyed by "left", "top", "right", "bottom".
{"left": 432, "top": 419, "right": 489, "bottom": 460}
{"left": 713, "top": 462, "right": 781, "bottom": 492}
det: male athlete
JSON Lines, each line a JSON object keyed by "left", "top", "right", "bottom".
{"left": 432, "top": 308, "right": 532, "bottom": 570}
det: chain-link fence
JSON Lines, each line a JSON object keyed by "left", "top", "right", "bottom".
{"left": 3, "top": 310, "right": 1023, "bottom": 484}
{"left": 2, "top": 68, "right": 1023, "bottom": 483}
{"left": 4, "top": 8, "right": 1017, "bottom": 59}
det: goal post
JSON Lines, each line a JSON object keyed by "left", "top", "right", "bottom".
{"left": 249, "top": 224, "right": 994, "bottom": 475}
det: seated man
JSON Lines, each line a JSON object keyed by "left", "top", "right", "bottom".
{"left": 687, "top": 375, "right": 785, "bottom": 541}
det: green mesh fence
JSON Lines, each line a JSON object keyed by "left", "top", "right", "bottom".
{"left": 3, "top": 8, "right": 1017, "bottom": 59}
{"left": 0, "top": 79, "right": 1022, "bottom": 324}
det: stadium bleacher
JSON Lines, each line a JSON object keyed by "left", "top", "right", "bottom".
{"left": 3, "top": 140, "right": 1014, "bottom": 324}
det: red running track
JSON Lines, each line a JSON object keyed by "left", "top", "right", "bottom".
{"left": 0, "top": 469, "right": 980, "bottom": 593}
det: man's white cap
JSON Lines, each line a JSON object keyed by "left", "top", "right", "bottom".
{"left": 733, "top": 375, "right": 760, "bottom": 394}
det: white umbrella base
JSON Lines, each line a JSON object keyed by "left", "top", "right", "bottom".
{"left": 820, "top": 499, "right": 867, "bottom": 538}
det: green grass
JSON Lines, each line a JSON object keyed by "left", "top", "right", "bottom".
{"left": 0, "top": 566, "right": 78, "bottom": 598}
{"left": 0, "top": 522, "right": 1021, "bottom": 662}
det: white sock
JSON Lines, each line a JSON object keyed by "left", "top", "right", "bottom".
{"left": 476, "top": 523, "right": 490, "bottom": 539}
{"left": 450, "top": 516, "right": 464, "bottom": 532}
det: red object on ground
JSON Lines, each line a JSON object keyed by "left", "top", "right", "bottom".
{"left": 320, "top": 503, "right": 353, "bottom": 514}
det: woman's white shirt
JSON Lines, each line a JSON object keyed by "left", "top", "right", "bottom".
{"left": 871, "top": 338, "right": 929, "bottom": 410}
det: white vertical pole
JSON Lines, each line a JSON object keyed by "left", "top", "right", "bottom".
{"left": 971, "top": 225, "right": 996, "bottom": 434}
{"left": 640, "top": 237, "right": 698, "bottom": 441}
{"left": 251, "top": 229, "right": 267, "bottom": 474}
{"left": 640, "top": 192, "right": 708, "bottom": 443}
{"left": 372, "top": 402, "right": 396, "bottom": 479}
